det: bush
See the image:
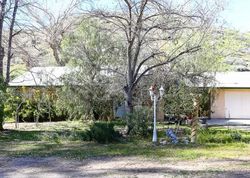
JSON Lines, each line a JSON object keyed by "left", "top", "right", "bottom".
{"left": 197, "top": 128, "right": 250, "bottom": 144}
{"left": 230, "top": 132, "right": 242, "bottom": 141}
{"left": 4, "top": 88, "right": 67, "bottom": 122}
{"left": 88, "top": 122, "right": 120, "bottom": 143}
{"left": 126, "top": 108, "right": 151, "bottom": 137}
{"left": 241, "top": 135, "right": 250, "bottom": 143}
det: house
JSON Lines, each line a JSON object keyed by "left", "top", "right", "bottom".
{"left": 14, "top": 67, "right": 250, "bottom": 120}
{"left": 211, "top": 72, "right": 250, "bottom": 119}
{"left": 8, "top": 66, "right": 123, "bottom": 120}
{"left": 9, "top": 66, "right": 152, "bottom": 119}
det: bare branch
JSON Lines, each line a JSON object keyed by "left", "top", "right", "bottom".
{"left": 133, "top": 46, "right": 201, "bottom": 89}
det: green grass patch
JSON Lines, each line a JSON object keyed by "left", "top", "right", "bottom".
{"left": 1, "top": 139, "right": 249, "bottom": 160}
{"left": 1, "top": 121, "right": 250, "bottom": 160}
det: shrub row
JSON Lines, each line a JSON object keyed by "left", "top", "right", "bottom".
{"left": 197, "top": 128, "right": 250, "bottom": 144}
{"left": 4, "top": 88, "right": 67, "bottom": 122}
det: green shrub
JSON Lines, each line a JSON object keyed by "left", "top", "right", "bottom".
{"left": 241, "top": 135, "right": 250, "bottom": 143}
{"left": 230, "top": 132, "right": 242, "bottom": 141}
{"left": 78, "top": 130, "right": 92, "bottom": 141}
{"left": 88, "top": 122, "right": 120, "bottom": 143}
{"left": 126, "top": 108, "right": 151, "bottom": 137}
{"left": 197, "top": 128, "right": 250, "bottom": 144}
{"left": 4, "top": 88, "right": 67, "bottom": 122}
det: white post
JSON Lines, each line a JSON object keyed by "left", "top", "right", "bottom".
{"left": 152, "top": 94, "right": 157, "bottom": 143}
{"left": 149, "top": 85, "right": 164, "bottom": 144}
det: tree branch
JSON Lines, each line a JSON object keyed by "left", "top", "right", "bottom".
{"left": 132, "top": 46, "right": 201, "bottom": 89}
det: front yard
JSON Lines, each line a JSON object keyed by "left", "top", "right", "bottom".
{"left": 1, "top": 121, "right": 250, "bottom": 177}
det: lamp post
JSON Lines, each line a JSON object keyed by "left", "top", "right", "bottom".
{"left": 149, "top": 85, "right": 165, "bottom": 143}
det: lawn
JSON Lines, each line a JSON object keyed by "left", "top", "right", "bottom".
{"left": 1, "top": 121, "right": 250, "bottom": 160}
{"left": 1, "top": 121, "right": 250, "bottom": 177}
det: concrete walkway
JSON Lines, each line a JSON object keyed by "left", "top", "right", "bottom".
{"left": 205, "top": 119, "right": 250, "bottom": 127}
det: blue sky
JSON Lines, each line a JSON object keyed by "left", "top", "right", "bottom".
{"left": 222, "top": 0, "right": 250, "bottom": 32}
{"left": 45, "top": 0, "right": 250, "bottom": 32}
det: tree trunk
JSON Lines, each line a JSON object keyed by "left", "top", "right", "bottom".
{"left": 124, "top": 87, "right": 134, "bottom": 134}
{"left": 124, "top": 87, "right": 133, "bottom": 114}
{"left": 0, "top": 101, "right": 4, "bottom": 131}
{"left": 0, "top": 46, "right": 5, "bottom": 132}
{"left": 0, "top": 47, "right": 4, "bottom": 78}
{"left": 6, "top": 0, "right": 19, "bottom": 84}
{"left": 0, "top": 0, "right": 7, "bottom": 131}
{"left": 0, "top": 0, "right": 7, "bottom": 78}
{"left": 50, "top": 43, "right": 65, "bottom": 66}
{"left": 0, "top": 79, "right": 5, "bottom": 131}
{"left": 191, "top": 98, "right": 200, "bottom": 143}
{"left": 190, "top": 116, "right": 199, "bottom": 143}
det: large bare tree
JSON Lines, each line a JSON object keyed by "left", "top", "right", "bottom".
{"left": 5, "top": 0, "right": 20, "bottom": 83}
{"left": 89, "top": 0, "right": 223, "bottom": 114}
{"left": 0, "top": 0, "right": 22, "bottom": 130}
{"left": 22, "top": 0, "right": 82, "bottom": 66}
{"left": 0, "top": 0, "right": 7, "bottom": 80}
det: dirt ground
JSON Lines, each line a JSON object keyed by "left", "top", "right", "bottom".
{"left": 0, "top": 156, "right": 250, "bottom": 178}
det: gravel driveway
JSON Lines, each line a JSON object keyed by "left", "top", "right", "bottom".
{"left": 0, "top": 156, "right": 250, "bottom": 178}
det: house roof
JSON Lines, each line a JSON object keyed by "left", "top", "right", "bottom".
{"left": 8, "top": 65, "right": 147, "bottom": 87}
{"left": 9, "top": 67, "right": 250, "bottom": 88}
{"left": 212, "top": 72, "right": 250, "bottom": 88}
{"left": 8, "top": 67, "right": 72, "bottom": 87}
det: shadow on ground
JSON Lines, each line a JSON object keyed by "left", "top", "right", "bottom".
{"left": 0, "top": 156, "right": 250, "bottom": 178}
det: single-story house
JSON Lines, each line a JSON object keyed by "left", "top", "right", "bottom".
{"left": 8, "top": 66, "right": 150, "bottom": 118}
{"left": 10, "top": 67, "right": 250, "bottom": 120}
{"left": 8, "top": 66, "right": 122, "bottom": 119}
{"left": 211, "top": 72, "right": 250, "bottom": 119}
